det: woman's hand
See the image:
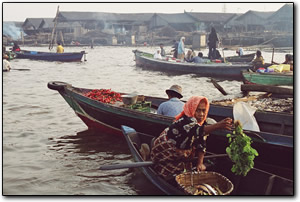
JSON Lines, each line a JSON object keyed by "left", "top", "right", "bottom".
{"left": 217, "top": 117, "right": 233, "bottom": 130}
{"left": 197, "top": 163, "right": 206, "bottom": 172}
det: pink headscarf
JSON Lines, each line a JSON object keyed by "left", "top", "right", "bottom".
{"left": 175, "top": 96, "right": 210, "bottom": 125}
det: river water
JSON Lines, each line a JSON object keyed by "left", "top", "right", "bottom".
{"left": 2, "top": 45, "right": 291, "bottom": 195}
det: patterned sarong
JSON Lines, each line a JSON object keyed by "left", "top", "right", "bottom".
{"left": 150, "top": 129, "right": 194, "bottom": 180}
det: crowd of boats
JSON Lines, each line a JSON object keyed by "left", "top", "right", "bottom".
{"left": 3, "top": 43, "right": 294, "bottom": 195}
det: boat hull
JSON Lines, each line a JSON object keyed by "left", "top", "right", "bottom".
{"left": 48, "top": 81, "right": 293, "bottom": 175}
{"left": 121, "top": 126, "right": 293, "bottom": 195}
{"left": 134, "top": 50, "right": 253, "bottom": 79}
{"left": 15, "top": 50, "right": 85, "bottom": 62}
{"left": 242, "top": 70, "right": 293, "bottom": 86}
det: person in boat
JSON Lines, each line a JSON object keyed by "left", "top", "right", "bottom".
{"left": 272, "top": 54, "right": 293, "bottom": 71}
{"left": 252, "top": 50, "right": 265, "bottom": 70}
{"left": 171, "top": 39, "right": 179, "bottom": 58}
{"left": 236, "top": 47, "right": 244, "bottom": 56}
{"left": 3, "top": 59, "right": 11, "bottom": 71}
{"left": 184, "top": 50, "right": 194, "bottom": 61}
{"left": 56, "top": 42, "right": 64, "bottom": 53}
{"left": 160, "top": 44, "right": 166, "bottom": 57}
{"left": 12, "top": 42, "right": 21, "bottom": 52}
{"left": 208, "top": 27, "right": 219, "bottom": 60}
{"left": 177, "top": 37, "right": 185, "bottom": 60}
{"left": 185, "top": 52, "right": 205, "bottom": 63}
{"left": 151, "top": 96, "right": 232, "bottom": 180}
{"left": 3, "top": 46, "right": 9, "bottom": 60}
{"left": 157, "top": 85, "right": 185, "bottom": 117}
{"left": 272, "top": 54, "right": 293, "bottom": 65}
{"left": 154, "top": 49, "right": 162, "bottom": 59}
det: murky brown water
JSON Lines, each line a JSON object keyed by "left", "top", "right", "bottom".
{"left": 2, "top": 45, "right": 290, "bottom": 195}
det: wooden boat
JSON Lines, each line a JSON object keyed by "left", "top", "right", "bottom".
{"left": 241, "top": 84, "right": 293, "bottom": 95}
{"left": 203, "top": 53, "right": 256, "bottom": 63}
{"left": 133, "top": 50, "right": 253, "bottom": 80}
{"left": 47, "top": 81, "right": 293, "bottom": 174}
{"left": 241, "top": 70, "right": 293, "bottom": 86}
{"left": 113, "top": 125, "right": 293, "bottom": 195}
{"left": 15, "top": 50, "right": 86, "bottom": 62}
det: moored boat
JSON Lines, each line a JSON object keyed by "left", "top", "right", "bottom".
{"left": 15, "top": 50, "right": 86, "bottom": 62}
{"left": 47, "top": 81, "right": 293, "bottom": 174}
{"left": 133, "top": 50, "right": 253, "bottom": 80}
{"left": 241, "top": 70, "right": 293, "bottom": 86}
{"left": 103, "top": 125, "right": 293, "bottom": 195}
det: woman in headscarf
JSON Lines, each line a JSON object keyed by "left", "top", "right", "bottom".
{"left": 177, "top": 37, "right": 185, "bottom": 60}
{"left": 150, "top": 96, "right": 232, "bottom": 180}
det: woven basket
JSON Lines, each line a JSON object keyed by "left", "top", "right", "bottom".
{"left": 175, "top": 171, "right": 234, "bottom": 195}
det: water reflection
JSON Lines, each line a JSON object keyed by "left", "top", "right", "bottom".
{"left": 48, "top": 129, "right": 163, "bottom": 195}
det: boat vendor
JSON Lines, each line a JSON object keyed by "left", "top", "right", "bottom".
{"left": 160, "top": 44, "right": 166, "bottom": 57}
{"left": 208, "top": 27, "right": 219, "bottom": 59}
{"left": 185, "top": 50, "right": 194, "bottom": 61}
{"left": 252, "top": 50, "right": 265, "bottom": 70}
{"left": 272, "top": 54, "right": 293, "bottom": 65}
{"left": 151, "top": 96, "right": 232, "bottom": 180}
{"left": 154, "top": 49, "right": 162, "bottom": 59}
{"left": 12, "top": 42, "right": 21, "bottom": 52}
{"left": 185, "top": 52, "right": 205, "bottom": 63}
{"left": 177, "top": 37, "right": 185, "bottom": 60}
{"left": 3, "top": 59, "right": 11, "bottom": 71}
{"left": 56, "top": 42, "right": 64, "bottom": 53}
{"left": 157, "top": 85, "right": 184, "bottom": 117}
{"left": 236, "top": 47, "right": 244, "bottom": 56}
{"left": 171, "top": 39, "right": 179, "bottom": 58}
{"left": 272, "top": 54, "right": 293, "bottom": 71}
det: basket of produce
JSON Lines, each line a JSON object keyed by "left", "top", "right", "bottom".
{"left": 175, "top": 171, "right": 234, "bottom": 195}
{"left": 121, "top": 94, "right": 138, "bottom": 105}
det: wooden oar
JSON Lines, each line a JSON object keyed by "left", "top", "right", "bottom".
{"left": 211, "top": 78, "right": 228, "bottom": 95}
{"left": 99, "top": 154, "right": 228, "bottom": 170}
{"left": 271, "top": 48, "right": 275, "bottom": 63}
{"left": 10, "top": 68, "right": 31, "bottom": 71}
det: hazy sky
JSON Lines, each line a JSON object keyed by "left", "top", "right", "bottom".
{"left": 2, "top": 1, "right": 289, "bottom": 22}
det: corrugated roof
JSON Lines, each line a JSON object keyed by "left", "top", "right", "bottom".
{"left": 23, "top": 18, "right": 44, "bottom": 29}
{"left": 268, "top": 3, "right": 293, "bottom": 20}
{"left": 58, "top": 11, "right": 153, "bottom": 22}
{"left": 187, "top": 12, "right": 236, "bottom": 22}
{"left": 154, "top": 13, "right": 196, "bottom": 24}
{"left": 236, "top": 10, "right": 275, "bottom": 21}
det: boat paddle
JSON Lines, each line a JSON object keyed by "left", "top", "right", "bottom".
{"left": 11, "top": 68, "right": 31, "bottom": 71}
{"left": 210, "top": 78, "right": 228, "bottom": 95}
{"left": 271, "top": 48, "right": 275, "bottom": 63}
{"left": 99, "top": 154, "right": 228, "bottom": 170}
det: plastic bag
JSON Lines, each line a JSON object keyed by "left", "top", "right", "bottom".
{"left": 233, "top": 102, "right": 260, "bottom": 132}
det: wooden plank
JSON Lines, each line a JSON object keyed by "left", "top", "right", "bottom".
{"left": 241, "top": 84, "right": 293, "bottom": 95}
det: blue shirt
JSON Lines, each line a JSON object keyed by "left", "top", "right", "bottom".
{"left": 157, "top": 98, "right": 184, "bottom": 117}
{"left": 186, "top": 56, "right": 204, "bottom": 63}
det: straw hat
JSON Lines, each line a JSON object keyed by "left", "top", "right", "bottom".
{"left": 166, "top": 85, "right": 183, "bottom": 99}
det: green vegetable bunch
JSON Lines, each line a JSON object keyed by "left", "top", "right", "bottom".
{"left": 226, "top": 120, "right": 259, "bottom": 176}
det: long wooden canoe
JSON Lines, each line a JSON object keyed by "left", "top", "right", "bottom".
{"left": 47, "top": 81, "right": 293, "bottom": 174}
{"left": 133, "top": 50, "right": 253, "bottom": 80}
{"left": 116, "top": 125, "right": 293, "bottom": 195}
{"left": 241, "top": 70, "right": 293, "bottom": 86}
{"left": 15, "top": 50, "right": 86, "bottom": 62}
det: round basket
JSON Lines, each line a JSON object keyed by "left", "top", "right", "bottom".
{"left": 175, "top": 171, "right": 234, "bottom": 195}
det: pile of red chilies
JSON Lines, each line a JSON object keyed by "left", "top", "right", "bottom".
{"left": 84, "top": 89, "right": 122, "bottom": 104}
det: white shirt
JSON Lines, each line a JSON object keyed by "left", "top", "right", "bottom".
{"left": 3, "top": 59, "right": 11, "bottom": 71}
